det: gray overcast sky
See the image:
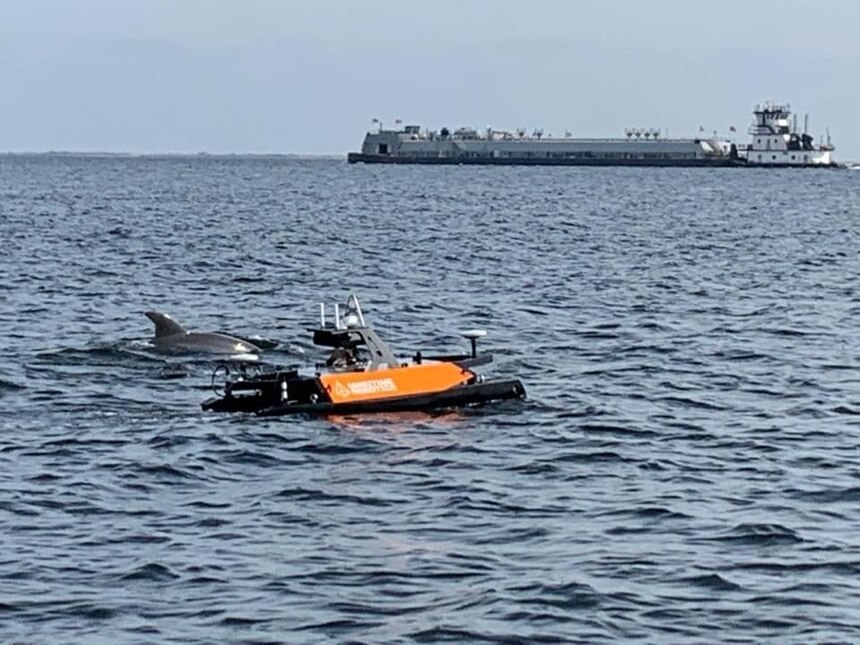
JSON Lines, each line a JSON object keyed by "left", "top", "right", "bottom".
{"left": 2, "top": 0, "right": 859, "bottom": 158}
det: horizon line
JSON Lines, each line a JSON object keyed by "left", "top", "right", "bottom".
{"left": 0, "top": 150, "right": 348, "bottom": 158}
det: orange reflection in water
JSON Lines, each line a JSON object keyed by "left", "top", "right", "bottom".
{"left": 325, "top": 408, "right": 467, "bottom": 434}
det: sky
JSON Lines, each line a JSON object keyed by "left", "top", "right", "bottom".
{"left": 2, "top": 0, "right": 859, "bottom": 158}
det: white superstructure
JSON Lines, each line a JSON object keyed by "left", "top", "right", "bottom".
{"left": 742, "top": 103, "right": 834, "bottom": 166}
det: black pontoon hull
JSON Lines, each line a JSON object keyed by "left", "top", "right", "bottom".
{"left": 202, "top": 379, "right": 526, "bottom": 416}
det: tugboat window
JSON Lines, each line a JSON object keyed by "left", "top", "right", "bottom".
{"left": 377, "top": 143, "right": 389, "bottom": 155}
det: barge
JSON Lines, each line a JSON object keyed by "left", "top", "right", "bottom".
{"left": 347, "top": 103, "right": 837, "bottom": 168}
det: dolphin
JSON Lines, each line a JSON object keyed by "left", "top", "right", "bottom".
{"left": 145, "top": 311, "right": 262, "bottom": 357}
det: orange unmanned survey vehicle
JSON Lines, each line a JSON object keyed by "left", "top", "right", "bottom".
{"left": 202, "top": 294, "right": 526, "bottom": 416}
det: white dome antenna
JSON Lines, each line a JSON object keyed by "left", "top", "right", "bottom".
{"left": 460, "top": 329, "right": 487, "bottom": 358}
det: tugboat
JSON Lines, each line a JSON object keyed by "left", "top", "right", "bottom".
{"left": 201, "top": 295, "right": 526, "bottom": 416}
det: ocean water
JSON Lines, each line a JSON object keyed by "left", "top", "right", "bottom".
{"left": 0, "top": 155, "right": 858, "bottom": 643}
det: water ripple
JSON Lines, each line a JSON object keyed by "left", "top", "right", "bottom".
{"left": 1, "top": 157, "right": 859, "bottom": 642}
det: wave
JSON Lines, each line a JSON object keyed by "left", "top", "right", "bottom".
{"left": 708, "top": 523, "right": 803, "bottom": 546}
{"left": 120, "top": 562, "right": 180, "bottom": 582}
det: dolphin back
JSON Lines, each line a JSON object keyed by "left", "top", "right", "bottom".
{"left": 180, "top": 332, "right": 261, "bottom": 354}
{"left": 145, "top": 311, "right": 188, "bottom": 338}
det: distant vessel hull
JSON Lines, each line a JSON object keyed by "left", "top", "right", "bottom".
{"left": 347, "top": 153, "right": 741, "bottom": 167}
{"left": 348, "top": 153, "right": 839, "bottom": 168}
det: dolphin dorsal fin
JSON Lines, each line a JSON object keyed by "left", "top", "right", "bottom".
{"left": 145, "top": 311, "right": 187, "bottom": 338}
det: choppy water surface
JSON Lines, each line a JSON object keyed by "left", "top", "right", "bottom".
{"left": 1, "top": 155, "right": 858, "bottom": 643}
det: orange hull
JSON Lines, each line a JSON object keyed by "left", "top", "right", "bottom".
{"left": 319, "top": 362, "right": 472, "bottom": 404}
